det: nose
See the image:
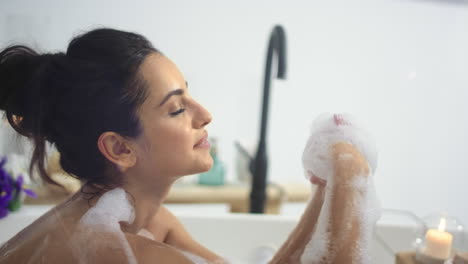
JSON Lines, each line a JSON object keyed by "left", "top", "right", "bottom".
{"left": 193, "top": 100, "right": 212, "bottom": 128}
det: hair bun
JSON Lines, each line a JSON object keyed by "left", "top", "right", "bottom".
{"left": 0, "top": 45, "right": 66, "bottom": 138}
{"left": 0, "top": 46, "right": 37, "bottom": 115}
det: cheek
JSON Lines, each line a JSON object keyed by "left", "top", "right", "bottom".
{"left": 160, "top": 127, "right": 192, "bottom": 152}
{"left": 146, "top": 126, "right": 193, "bottom": 164}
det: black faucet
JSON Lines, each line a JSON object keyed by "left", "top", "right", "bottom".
{"left": 249, "top": 25, "right": 287, "bottom": 214}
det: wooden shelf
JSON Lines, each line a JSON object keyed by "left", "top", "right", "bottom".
{"left": 396, "top": 252, "right": 468, "bottom": 264}
{"left": 165, "top": 182, "right": 311, "bottom": 214}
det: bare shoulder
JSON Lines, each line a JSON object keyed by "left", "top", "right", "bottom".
{"left": 151, "top": 205, "right": 183, "bottom": 234}
{"left": 157, "top": 205, "right": 177, "bottom": 221}
{"left": 156, "top": 206, "right": 224, "bottom": 263}
{"left": 74, "top": 232, "right": 194, "bottom": 263}
{"left": 124, "top": 232, "right": 194, "bottom": 264}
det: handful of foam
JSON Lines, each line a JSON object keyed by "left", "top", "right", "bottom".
{"left": 302, "top": 113, "right": 377, "bottom": 185}
{"left": 300, "top": 113, "right": 381, "bottom": 263}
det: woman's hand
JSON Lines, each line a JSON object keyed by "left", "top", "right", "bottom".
{"left": 331, "top": 141, "right": 370, "bottom": 185}
{"left": 307, "top": 141, "right": 369, "bottom": 188}
{"left": 308, "top": 171, "right": 327, "bottom": 187}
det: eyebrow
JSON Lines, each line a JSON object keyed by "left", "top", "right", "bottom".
{"left": 158, "top": 81, "right": 188, "bottom": 107}
{"left": 159, "top": 89, "right": 183, "bottom": 106}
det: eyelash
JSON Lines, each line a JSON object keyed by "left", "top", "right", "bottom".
{"left": 170, "top": 108, "right": 185, "bottom": 116}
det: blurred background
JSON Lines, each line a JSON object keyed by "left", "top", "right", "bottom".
{"left": 0, "top": 0, "right": 467, "bottom": 223}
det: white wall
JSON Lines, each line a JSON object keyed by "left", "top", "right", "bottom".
{"left": 1, "top": 0, "right": 468, "bottom": 223}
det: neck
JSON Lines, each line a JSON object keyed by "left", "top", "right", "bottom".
{"left": 80, "top": 174, "right": 176, "bottom": 234}
{"left": 120, "top": 178, "right": 175, "bottom": 234}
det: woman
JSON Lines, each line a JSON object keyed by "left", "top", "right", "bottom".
{"left": 0, "top": 28, "right": 375, "bottom": 263}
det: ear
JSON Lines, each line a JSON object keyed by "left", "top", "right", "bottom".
{"left": 97, "top": 132, "right": 137, "bottom": 172}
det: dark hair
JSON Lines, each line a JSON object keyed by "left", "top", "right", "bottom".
{"left": 0, "top": 28, "right": 158, "bottom": 188}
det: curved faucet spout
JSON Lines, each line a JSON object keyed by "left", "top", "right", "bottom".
{"left": 260, "top": 25, "right": 287, "bottom": 143}
{"left": 250, "top": 25, "right": 287, "bottom": 214}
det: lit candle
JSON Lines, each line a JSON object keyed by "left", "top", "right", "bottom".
{"left": 423, "top": 218, "right": 453, "bottom": 259}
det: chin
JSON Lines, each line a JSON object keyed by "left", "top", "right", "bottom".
{"left": 197, "top": 156, "right": 214, "bottom": 173}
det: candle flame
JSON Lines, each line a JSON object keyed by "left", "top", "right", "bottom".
{"left": 438, "top": 218, "right": 447, "bottom": 232}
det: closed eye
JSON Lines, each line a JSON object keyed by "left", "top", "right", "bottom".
{"left": 170, "top": 109, "right": 185, "bottom": 116}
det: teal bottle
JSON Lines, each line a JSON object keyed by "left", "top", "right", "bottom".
{"left": 198, "top": 138, "right": 225, "bottom": 186}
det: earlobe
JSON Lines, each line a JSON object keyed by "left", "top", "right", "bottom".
{"left": 97, "top": 132, "right": 137, "bottom": 172}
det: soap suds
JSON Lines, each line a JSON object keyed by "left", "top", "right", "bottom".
{"left": 300, "top": 113, "right": 381, "bottom": 263}
{"left": 70, "top": 188, "right": 137, "bottom": 264}
{"left": 302, "top": 113, "right": 378, "bottom": 184}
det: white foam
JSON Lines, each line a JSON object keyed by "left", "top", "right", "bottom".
{"left": 300, "top": 113, "right": 381, "bottom": 263}
{"left": 302, "top": 113, "right": 378, "bottom": 183}
{"left": 70, "top": 188, "right": 137, "bottom": 264}
{"left": 301, "top": 193, "right": 333, "bottom": 263}
{"left": 137, "top": 228, "right": 156, "bottom": 240}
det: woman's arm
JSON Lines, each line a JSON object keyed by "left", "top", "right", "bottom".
{"left": 270, "top": 142, "right": 370, "bottom": 263}
{"left": 269, "top": 185, "right": 326, "bottom": 263}
{"left": 326, "top": 142, "right": 370, "bottom": 263}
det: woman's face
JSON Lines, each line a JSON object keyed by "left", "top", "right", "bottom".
{"left": 131, "top": 53, "right": 212, "bottom": 183}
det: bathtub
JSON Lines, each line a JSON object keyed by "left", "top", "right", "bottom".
{"left": 1, "top": 205, "right": 466, "bottom": 263}
{"left": 177, "top": 212, "right": 409, "bottom": 263}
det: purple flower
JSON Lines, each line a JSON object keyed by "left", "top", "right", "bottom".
{"left": 0, "top": 157, "right": 13, "bottom": 218}
{"left": 15, "top": 175, "right": 37, "bottom": 199}
{"left": 0, "top": 157, "right": 7, "bottom": 168}
{"left": 0, "top": 207, "right": 8, "bottom": 218}
{"left": 0, "top": 178, "right": 12, "bottom": 207}
{"left": 0, "top": 156, "right": 36, "bottom": 219}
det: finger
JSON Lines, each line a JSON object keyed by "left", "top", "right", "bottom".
{"left": 333, "top": 114, "right": 349, "bottom": 126}
{"left": 308, "top": 172, "right": 327, "bottom": 187}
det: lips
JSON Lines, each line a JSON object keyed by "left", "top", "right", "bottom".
{"left": 194, "top": 133, "right": 210, "bottom": 148}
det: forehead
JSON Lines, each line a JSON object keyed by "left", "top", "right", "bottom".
{"left": 139, "top": 53, "right": 185, "bottom": 102}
